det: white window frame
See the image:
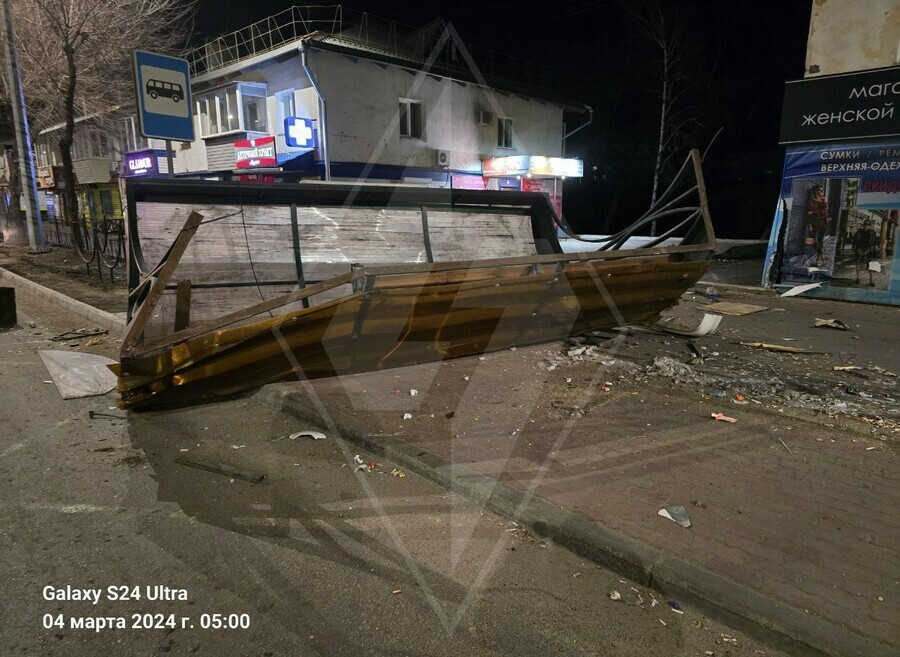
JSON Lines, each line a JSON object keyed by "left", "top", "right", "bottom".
{"left": 195, "top": 82, "right": 268, "bottom": 138}
{"left": 276, "top": 89, "right": 296, "bottom": 126}
{"left": 399, "top": 98, "right": 425, "bottom": 140}
{"left": 498, "top": 117, "right": 514, "bottom": 149}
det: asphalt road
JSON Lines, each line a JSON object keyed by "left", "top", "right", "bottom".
{"left": 0, "top": 289, "right": 784, "bottom": 657}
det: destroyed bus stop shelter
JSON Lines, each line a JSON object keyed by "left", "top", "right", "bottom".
{"left": 115, "top": 150, "right": 716, "bottom": 409}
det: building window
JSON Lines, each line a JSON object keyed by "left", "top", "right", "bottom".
{"left": 99, "top": 190, "right": 115, "bottom": 216}
{"left": 399, "top": 98, "right": 424, "bottom": 139}
{"left": 277, "top": 89, "right": 295, "bottom": 124}
{"left": 36, "top": 142, "right": 52, "bottom": 168}
{"left": 195, "top": 82, "right": 267, "bottom": 137}
{"left": 498, "top": 117, "right": 513, "bottom": 149}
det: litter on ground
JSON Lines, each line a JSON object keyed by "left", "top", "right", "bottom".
{"left": 740, "top": 342, "right": 812, "bottom": 353}
{"left": 780, "top": 282, "right": 821, "bottom": 297}
{"left": 39, "top": 350, "right": 118, "bottom": 399}
{"left": 655, "top": 313, "right": 722, "bottom": 337}
{"left": 658, "top": 506, "right": 692, "bottom": 528}
{"left": 814, "top": 318, "right": 850, "bottom": 331}
{"left": 289, "top": 430, "right": 327, "bottom": 440}
{"left": 706, "top": 301, "right": 769, "bottom": 316}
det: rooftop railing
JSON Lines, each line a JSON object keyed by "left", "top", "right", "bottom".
{"left": 186, "top": 5, "right": 552, "bottom": 91}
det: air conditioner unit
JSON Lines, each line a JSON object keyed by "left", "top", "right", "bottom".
{"left": 476, "top": 109, "right": 494, "bottom": 126}
{"left": 435, "top": 149, "right": 451, "bottom": 168}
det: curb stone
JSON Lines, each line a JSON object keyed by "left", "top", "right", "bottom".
{"left": 0, "top": 266, "right": 126, "bottom": 335}
{"left": 259, "top": 383, "right": 897, "bottom": 657}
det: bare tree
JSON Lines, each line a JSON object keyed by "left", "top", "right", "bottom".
{"left": 6, "top": 0, "right": 194, "bottom": 225}
{"left": 626, "top": 0, "right": 701, "bottom": 224}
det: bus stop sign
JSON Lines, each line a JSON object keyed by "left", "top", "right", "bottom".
{"left": 133, "top": 50, "right": 194, "bottom": 141}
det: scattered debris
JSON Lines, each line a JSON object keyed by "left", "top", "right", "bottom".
{"left": 608, "top": 590, "right": 622, "bottom": 601}
{"left": 463, "top": 375, "right": 470, "bottom": 382}
{"left": 845, "top": 386, "right": 873, "bottom": 398}
{"left": 690, "top": 499, "right": 707, "bottom": 508}
{"left": 658, "top": 506, "right": 692, "bottom": 528}
{"left": 39, "top": 350, "right": 118, "bottom": 399}
{"left": 658, "top": 619, "right": 667, "bottom": 626}
{"left": 648, "top": 356, "right": 703, "bottom": 384}
{"left": 710, "top": 412, "right": 737, "bottom": 423}
{"left": 706, "top": 301, "right": 769, "bottom": 316}
{"left": 84, "top": 337, "right": 104, "bottom": 347}
{"left": 688, "top": 340, "right": 704, "bottom": 359}
{"left": 572, "top": 572, "right": 582, "bottom": 578}
{"left": 778, "top": 438, "right": 793, "bottom": 454}
{"left": 655, "top": 312, "right": 722, "bottom": 337}
{"left": 289, "top": 430, "right": 326, "bottom": 440}
{"left": 353, "top": 455, "right": 375, "bottom": 472}
{"left": 391, "top": 468, "right": 406, "bottom": 478}
{"left": 866, "top": 446, "right": 878, "bottom": 451}
{"left": 49, "top": 328, "right": 109, "bottom": 342}
{"left": 230, "top": 444, "right": 245, "bottom": 450}
{"left": 710, "top": 390, "right": 727, "bottom": 398}
{"left": 668, "top": 600, "right": 683, "bottom": 614}
{"left": 174, "top": 456, "right": 265, "bottom": 483}
{"left": 402, "top": 413, "right": 413, "bottom": 420}
{"left": 392, "top": 589, "right": 402, "bottom": 595}
{"left": 833, "top": 365, "right": 862, "bottom": 372}
{"left": 780, "top": 282, "right": 821, "bottom": 297}
{"left": 409, "top": 389, "right": 418, "bottom": 396}
{"left": 740, "top": 342, "right": 812, "bottom": 354}
{"left": 814, "top": 318, "right": 850, "bottom": 331}
{"left": 88, "top": 410, "right": 123, "bottom": 420}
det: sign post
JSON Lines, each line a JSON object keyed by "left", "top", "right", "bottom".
{"left": 133, "top": 50, "right": 194, "bottom": 170}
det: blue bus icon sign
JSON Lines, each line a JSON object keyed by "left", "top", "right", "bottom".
{"left": 133, "top": 50, "right": 194, "bottom": 141}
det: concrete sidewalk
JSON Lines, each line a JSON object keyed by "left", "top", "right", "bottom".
{"left": 263, "top": 288, "right": 899, "bottom": 657}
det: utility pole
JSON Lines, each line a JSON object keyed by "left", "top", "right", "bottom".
{"left": 1, "top": 0, "right": 46, "bottom": 251}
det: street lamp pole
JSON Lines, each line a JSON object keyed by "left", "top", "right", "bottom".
{"left": 1, "top": 0, "right": 46, "bottom": 252}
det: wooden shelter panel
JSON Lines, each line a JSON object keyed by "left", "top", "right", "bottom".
{"left": 295, "top": 206, "right": 428, "bottom": 269}
{"left": 136, "top": 202, "right": 297, "bottom": 285}
{"left": 426, "top": 212, "right": 536, "bottom": 261}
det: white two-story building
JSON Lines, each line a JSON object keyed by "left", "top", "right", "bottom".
{"left": 174, "top": 6, "right": 590, "bottom": 213}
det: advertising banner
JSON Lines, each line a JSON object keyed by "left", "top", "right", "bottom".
{"left": 450, "top": 174, "right": 487, "bottom": 190}
{"left": 763, "top": 141, "right": 900, "bottom": 304}
{"left": 234, "top": 136, "right": 277, "bottom": 169}
{"left": 779, "top": 66, "right": 900, "bottom": 145}
{"left": 123, "top": 149, "right": 161, "bottom": 177}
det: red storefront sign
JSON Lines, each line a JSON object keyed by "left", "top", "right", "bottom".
{"left": 520, "top": 178, "right": 543, "bottom": 193}
{"left": 234, "top": 136, "right": 277, "bottom": 169}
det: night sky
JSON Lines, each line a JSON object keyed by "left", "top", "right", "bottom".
{"left": 194, "top": 0, "right": 813, "bottom": 238}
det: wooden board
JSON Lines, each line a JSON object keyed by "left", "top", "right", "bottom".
{"left": 704, "top": 301, "right": 769, "bottom": 316}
